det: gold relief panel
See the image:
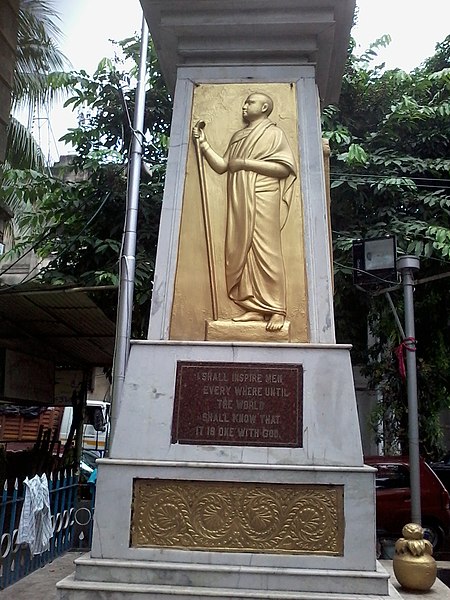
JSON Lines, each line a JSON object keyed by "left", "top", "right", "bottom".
{"left": 170, "top": 83, "right": 309, "bottom": 343}
{"left": 131, "top": 479, "right": 344, "bottom": 555}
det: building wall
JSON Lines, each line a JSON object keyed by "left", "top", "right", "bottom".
{"left": 0, "top": 0, "right": 19, "bottom": 162}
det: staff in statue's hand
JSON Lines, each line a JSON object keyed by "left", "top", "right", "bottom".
{"left": 192, "top": 119, "right": 219, "bottom": 321}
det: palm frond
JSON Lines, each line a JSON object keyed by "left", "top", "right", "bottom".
{"left": 14, "top": 0, "right": 71, "bottom": 109}
{"left": 13, "top": 70, "right": 76, "bottom": 111}
{"left": 19, "top": 0, "right": 63, "bottom": 42}
{"left": 6, "top": 117, "right": 46, "bottom": 171}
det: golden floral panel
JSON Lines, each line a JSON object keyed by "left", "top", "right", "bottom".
{"left": 131, "top": 479, "right": 344, "bottom": 555}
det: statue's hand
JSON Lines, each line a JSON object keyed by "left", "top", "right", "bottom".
{"left": 192, "top": 120, "right": 206, "bottom": 145}
{"left": 228, "top": 158, "right": 246, "bottom": 173}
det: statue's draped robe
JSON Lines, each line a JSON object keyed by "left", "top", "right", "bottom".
{"left": 224, "top": 120, "right": 296, "bottom": 316}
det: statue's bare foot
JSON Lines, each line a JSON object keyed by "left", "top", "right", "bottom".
{"left": 233, "top": 311, "right": 265, "bottom": 322}
{"left": 266, "top": 314, "right": 285, "bottom": 331}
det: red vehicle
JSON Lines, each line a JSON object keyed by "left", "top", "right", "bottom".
{"left": 365, "top": 456, "right": 450, "bottom": 550}
{"left": 430, "top": 453, "right": 450, "bottom": 494}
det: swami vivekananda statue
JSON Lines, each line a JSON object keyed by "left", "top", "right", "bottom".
{"left": 193, "top": 92, "right": 297, "bottom": 332}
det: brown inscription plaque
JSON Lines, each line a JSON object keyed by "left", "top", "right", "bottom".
{"left": 172, "top": 362, "right": 303, "bottom": 447}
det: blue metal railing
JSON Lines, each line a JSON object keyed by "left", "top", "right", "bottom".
{"left": 0, "top": 468, "right": 93, "bottom": 589}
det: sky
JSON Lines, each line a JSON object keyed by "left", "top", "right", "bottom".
{"left": 40, "top": 0, "right": 450, "bottom": 162}
{"left": 352, "top": 0, "right": 450, "bottom": 72}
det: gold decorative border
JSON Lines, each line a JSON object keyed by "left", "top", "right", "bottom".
{"left": 131, "top": 479, "right": 344, "bottom": 555}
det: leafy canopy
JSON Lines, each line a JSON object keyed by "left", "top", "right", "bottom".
{"left": 5, "top": 1, "right": 72, "bottom": 196}
{"left": 1, "top": 36, "right": 172, "bottom": 337}
{"left": 3, "top": 27, "right": 450, "bottom": 454}
{"left": 327, "top": 35, "right": 450, "bottom": 457}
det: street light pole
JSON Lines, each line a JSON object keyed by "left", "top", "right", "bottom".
{"left": 108, "top": 15, "right": 149, "bottom": 453}
{"left": 397, "top": 255, "right": 421, "bottom": 525}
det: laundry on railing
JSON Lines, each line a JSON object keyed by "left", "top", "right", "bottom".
{"left": 17, "top": 473, "right": 53, "bottom": 555}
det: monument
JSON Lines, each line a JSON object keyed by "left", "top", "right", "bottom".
{"left": 57, "top": 2, "right": 402, "bottom": 598}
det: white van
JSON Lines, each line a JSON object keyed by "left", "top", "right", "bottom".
{"left": 59, "top": 399, "right": 110, "bottom": 453}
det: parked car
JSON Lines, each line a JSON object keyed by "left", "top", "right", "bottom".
{"left": 365, "top": 456, "right": 450, "bottom": 550}
{"left": 430, "top": 453, "right": 450, "bottom": 494}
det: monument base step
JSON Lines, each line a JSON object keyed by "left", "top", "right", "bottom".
{"left": 56, "top": 555, "right": 402, "bottom": 600}
{"left": 57, "top": 572, "right": 403, "bottom": 600}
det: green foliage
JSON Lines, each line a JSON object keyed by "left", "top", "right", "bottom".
{"left": 5, "top": 117, "right": 46, "bottom": 171}
{"left": 5, "top": 0, "right": 72, "bottom": 229}
{"left": 0, "top": 36, "right": 172, "bottom": 338}
{"left": 59, "top": 36, "right": 171, "bottom": 168}
{"left": 327, "top": 35, "right": 450, "bottom": 458}
{"left": 14, "top": 0, "right": 70, "bottom": 111}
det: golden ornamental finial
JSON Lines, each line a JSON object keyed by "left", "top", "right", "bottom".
{"left": 393, "top": 523, "right": 436, "bottom": 591}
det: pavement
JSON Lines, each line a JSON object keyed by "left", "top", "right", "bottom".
{"left": 0, "top": 551, "right": 448, "bottom": 599}
{"left": 382, "top": 560, "right": 450, "bottom": 599}
{"left": 0, "top": 551, "right": 84, "bottom": 599}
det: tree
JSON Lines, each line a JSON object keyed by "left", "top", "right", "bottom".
{"left": 2, "top": 0, "right": 72, "bottom": 251}
{"left": 7, "top": 0, "right": 70, "bottom": 170}
{"left": 4, "top": 28, "right": 450, "bottom": 455}
{"left": 325, "top": 35, "right": 450, "bottom": 458}
{"left": 0, "top": 36, "right": 172, "bottom": 337}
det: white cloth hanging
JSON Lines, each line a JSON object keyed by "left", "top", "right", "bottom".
{"left": 17, "top": 473, "right": 53, "bottom": 555}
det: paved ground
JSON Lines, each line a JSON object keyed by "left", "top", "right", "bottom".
{"left": 0, "top": 552, "right": 83, "bottom": 600}
{"left": 382, "top": 560, "right": 450, "bottom": 599}
{"left": 0, "top": 552, "right": 448, "bottom": 599}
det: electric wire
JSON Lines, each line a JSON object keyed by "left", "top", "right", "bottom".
{"left": 44, "top": 103, "right": 62, "bottom": 163}
{"left": 333, "top": 260, "right": 400, "bottom": 287}
{"left": 1, "top": 43, "right": 156, "bottom": 295}
{"left": 5, "top": 58, "right": 157, "bottom": 291}
{"left": 330, "top": 171, "right": 450, "bottom": 191}
{"left": 117, "top": 77, "right": 166, "bottom": 159}
{"left": 333, "top": 181, "right": 450, "bottom": 191}
{"left": 330, "top": 171, "right": 450, "bottom": 184}
{"left": 331, "top": 229, "right": 450, "bottom": 268}
{"left": 333, "top": 255, "right": 450, "bottom": 296}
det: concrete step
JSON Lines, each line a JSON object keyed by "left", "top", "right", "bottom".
{"left": 72, "top": 555, "right": 390, "bottom": 596}
{"left": 56, "top": 572, "right": 403, "bottom": 600}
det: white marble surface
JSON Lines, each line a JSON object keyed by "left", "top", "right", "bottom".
{"left": 56, "top": 3, "right": 395, "bottom": 599}
{"left": 90, "top": 458, "right": 377, "bottom": 572}
{"left": 139, "top": 0, "right": 355, "bottom": 106}
{"left": 148, "top": 66, "right": 336, "bottom": 344}
{"left": 74, "top": 554, "right": 388, "bottom": 589}
{"left": 87, "top": 338, "right": 380, "bottom": 587}
{"left": 147, "top": 74, "right": 193, "bottom": 341}
{"left": 57, "top": 573, "right": 404, "bottom": 600}
{"left": 109, "top": 341, "right": 362, "bottom": 466}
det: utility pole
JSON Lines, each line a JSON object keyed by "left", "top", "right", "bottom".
{"left": 397, "top": 255, "right": 421, "bottom": 524}
{"left": 108, "top": 15, "right": 149, "bottom": 452}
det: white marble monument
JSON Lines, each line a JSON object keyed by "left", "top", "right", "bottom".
{"left": 57, "top": 2, "right": 402, "bottom": 599}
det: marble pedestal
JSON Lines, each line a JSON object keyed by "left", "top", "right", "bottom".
{"left": 57, "top": 2, "right": 398, "bottom": 598}
{"left": 57, "top": 341, "right": 401, "bottom": 599}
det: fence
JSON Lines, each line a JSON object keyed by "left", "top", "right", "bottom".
{"left": 0, "top": 469, "right": 95, "bottom": 589}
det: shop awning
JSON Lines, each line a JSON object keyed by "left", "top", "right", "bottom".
{"left": 0, "top": 285, "right": 117, "bottom": 368}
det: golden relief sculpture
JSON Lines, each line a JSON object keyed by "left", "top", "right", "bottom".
{"left": 192, "top": 93, "right": 296, "bottom": 333}
{"left": 170, "top": 84, "right": 309, "bottom": 343}
{"left": 131, "top": 479, "right": 344, "bottom": 555}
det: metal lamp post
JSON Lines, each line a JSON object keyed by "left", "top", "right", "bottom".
{"left": 397, "top": 255, "right": 421, "bottom": 525}
{"left": 108, "top": 15, "right": 149, "bottom": 452}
